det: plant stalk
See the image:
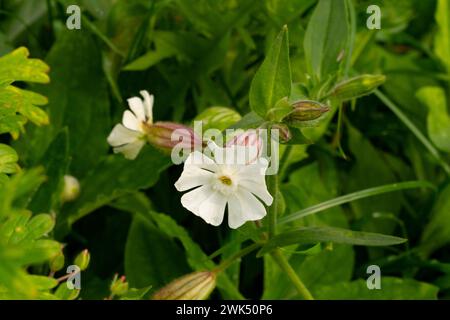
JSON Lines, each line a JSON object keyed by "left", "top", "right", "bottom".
{"left": 271, "top": 249, "right": 314, "bottom": 300}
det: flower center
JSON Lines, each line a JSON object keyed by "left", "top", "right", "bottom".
{"left": 218, "top": 175, "right": 232, "bottom": 186}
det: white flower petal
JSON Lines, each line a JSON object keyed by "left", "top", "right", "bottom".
{"left": 235, "top": 189, "right": 267, "bottom": 222}
{"left": 198, "top": 191, "right": 227, "bottom": 226}
{"left": 140, "top": 90, "right": 154, "bottom": 123}
{"left": 174, "top": 163, "right": 214, "bottom": 192}
{"left": 122, "top": 110, "right": 141, "bottom": 131}
{"left": 127, "top": 97, "right": 146, "bottom": 122}
{"left": 227, "top": 195, "right": 245, "bottom": 229}
{"left": 107, "top": 124, "right": 142, "bottom": 147}
{"left": 113, "top": 139, "right": 146, "bottom": 160}
{"left": 180, "top": 185, "right": 213, "bottom": 217}
{"left": 239, "top": 179, "right": 273, "bottom": 206}
{"left": 184, "top": 151, "right": 218, "bottom": 173}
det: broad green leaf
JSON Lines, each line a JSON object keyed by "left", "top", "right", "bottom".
{"left": 55, "top": 146, "right": 171, "bottom": 236}
{"left": 314, "top": 278, "right": 439, "bottom": 300}
{"left": 124, "top": 214, "right": 191, "bottom": 289}
{"left": 249, "top": 26, "right": 291, "bottom": 118}
{"left": 22, "top": 214, "right": 55, "bottom": 243}
{"left": 28, "top": 129, "right": 69, "bottom": 213}
{"left": 417, "top": 86, "right": 450, "bottom": 152}
{"left": 0, "top": 144, "right": 18, "bottom": 175}
{"left": 15, "top": 30, "right": 110, "bottom": 178}
{"left": 421, "top": 184, "right": 450, "bottom": 256}
{"left": 120, "top": 286, "right": 152, "bottom": 300}
{"left": 435, "top": 0, "right": 450, "bottom": 73}
{"left": 304, "top": 0, "right": 349, "bottom": 80}
{"left": 266, "top": 0, "right": 316, "bottom": 26}
{"left": 54, "top": 283, "right": 80, "bottom": 300}
{"left": 259, "top": 226, "right": 406, "bottom": 255}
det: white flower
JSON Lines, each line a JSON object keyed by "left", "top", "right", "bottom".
{"left": 174, "top": 142, "right": 273, "bottom": 229}
{"left": 107, "top": 90, "right": 154, "bottom": 159}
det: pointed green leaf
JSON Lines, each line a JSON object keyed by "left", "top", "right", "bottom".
{"left": 258, "top": 226, "right": 406, "bottom": 255}
{"left": 249, "top": 26, "right": 291, "bottom": 118}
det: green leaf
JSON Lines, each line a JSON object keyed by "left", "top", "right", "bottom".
{"left": 120, "top": 286, "right": 152, "bottom": 300}
{"left": 0, "top": 144, "right": 18, "bottom": 175}
{"left": 279, "top": 180, "right": 435, "bottom": 225}
{"left": 55, "top": 146, "right": 171, "bottom": 236}
{"left": 421, "top": 184, "right": 450, "bottom": 255}
{"left": 304, "top": 0, "right": 349, "bottom": 81}
{"left": 249, "top": 26, "right": 291, "bottom": 118}
{"left": 417, "top": 86, "right": 450, "bottom": 152}
{"left": 0, "top": 47, "right": 49, "bottom": 85}
{"left": 194, "top": 107, "right": 241, "bottom": 131}
{"left": 15, "top": 30, "right": 110, "bottom": 177}
{"left": 228, "top": 112, "right": 265, "bottom": 130}
{"left": 259, "top": 226, "right": 406, "bottom": 255}
{"left": 435, "top": 0, "right": 450, "bottom": 74}
{"left": 124, "top": 214, "right": 191, "bottom": 289}
{"left": 314, "top": 278, "right": 439, "bottom": 300}
{"left": 26, "top": 275, "right": 58, "bottom": 290}
{"left": 28, "top": 129, "right": 69, "bottom": 213}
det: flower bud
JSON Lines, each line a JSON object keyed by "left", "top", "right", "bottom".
{"left": 283, "top": 100, "right": 330, "bottom": 124}
{"left": 194, "top": 106, "right": 241, "bottom": 131}
{"left": 61, "top": 175, "right": 80, "bottom": 202}
{"left": 74, "top": 249, "right": 90, "bottom": 271}
{"left": 146, "top": 122, "right": 202, "bottom": 153}
{"left": 110, "top": 274, "right": 129, "bottom": 296}
{"left": 226, "top": 129, "right": 263, "bottom": 164}
{"left": 49, "top": 250, "right": 65, "bottom": 272}
{"left": 271, "top": 123, "right": 291, "bottom": 143}
{"left": 331, "top": 74, "right": 386, "bottom": 101}
{"left": 152, "top": 271, "right": 216, "bottom": 300}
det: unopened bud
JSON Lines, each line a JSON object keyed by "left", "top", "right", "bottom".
{"left": 152, "top": 271, "right": 216, "bottom": 300}
{"left": 146, "top": 122, "right": 202, "bottom": 153}
{"left": 331, "top": 74, "right": 386, "bottom": 101}
{"left": 195, "top": 106, "right": 241, "bottom": 131}
{"left": 271, "top": 123, "right": 291, "bottom": 143}
{"left": 74, "top": 249, "right": 90, "bottom": 271}
{"left": 110, "top": 274, "right": 128, "bottom": 296}
{"left": 49, "top": 250, "right": 65, "bottom": 272}
{"left": 61, "top": 175, "right": 80, "bottom": 202}
{"left": 226, "top": 129, "right": 263, "bottom": 164}
{"left": 283, "top": 100, "right": 330, "bottom": 124}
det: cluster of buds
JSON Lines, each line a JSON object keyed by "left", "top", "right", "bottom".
{"left": 110, "top": 274, "right": 129, "bottom": 297}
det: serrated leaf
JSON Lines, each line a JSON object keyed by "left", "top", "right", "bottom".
{"left": 258, "top": 226, "right": 406, "bottom": 255}
{"left": 0, "top": 144, "right": 18, "bottom": 175}
{"left": 0, "top": 47, "right": 49, "bottom": 85}
{"left": 249, "top": 26, "right": 291, "bottom": 118}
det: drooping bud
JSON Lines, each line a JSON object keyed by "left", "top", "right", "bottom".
{"left": 282, "top": 101, "right": 330, "bottom": 127}
{"left": 74, "top": 249, "right": 90, "bottom": 271}
{"left": 226, "top": 129, "right": 263, "bottom": 164}
{"left": 152, "top": 271, "right": 216, "bottom": 300}
{"left": 145, "top": 122, "right": 202, "bottom": 153}
{"left": 194, "top": 106, "right": 241, "bottom": 131}
{"left": 61, "top": 175, "right": 80, "bottom": 202}
{"left": 110, "top": 274, "right": 129, "bottom": 297}
{"left": 271, "top": 123, "right": 291, "bottom": 143}
{"left": 331, "top": 74, "right": 386, "bottom": 101}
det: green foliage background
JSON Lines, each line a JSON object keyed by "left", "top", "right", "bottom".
{"left": 1, "top": 0, "right": 450, "bottom": 300}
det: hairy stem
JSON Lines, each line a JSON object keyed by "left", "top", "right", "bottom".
{"left": 213, "top": 242, "right": 262, "bottom": 274}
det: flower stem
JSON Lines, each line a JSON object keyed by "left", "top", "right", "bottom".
{"left": 213, "top": 242, "right": 262, "bottom": 273}
{"left": 271, "top": 249, "right": 314, "bottom": 300}
{"left": 267, "top": 174, "right": 278, "bottom": 238}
